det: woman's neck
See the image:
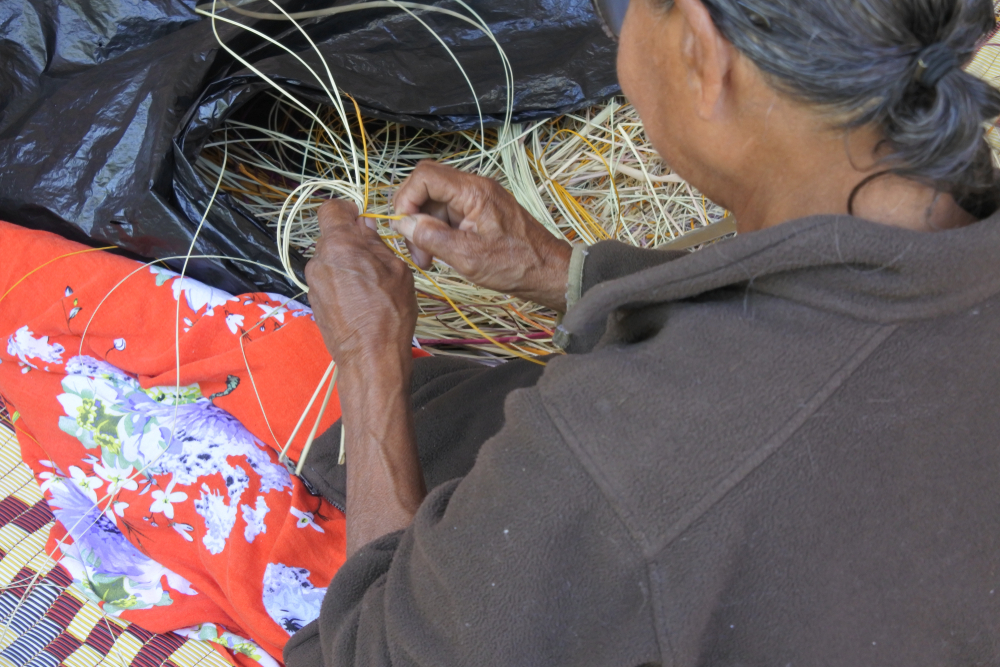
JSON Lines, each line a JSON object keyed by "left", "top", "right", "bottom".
{"left": 696, "top": 93, "right": 976, "bottom": 234}
{"left": 729, "top": 169, "right": 975, "bottom": 235}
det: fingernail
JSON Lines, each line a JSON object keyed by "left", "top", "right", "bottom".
{"left": 392, "top": 215, "right": 416, "bottom": 239}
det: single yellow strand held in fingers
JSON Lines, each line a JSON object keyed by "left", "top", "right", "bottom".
{"left": 345, "top": 93, "right": 371, "bottom": 212}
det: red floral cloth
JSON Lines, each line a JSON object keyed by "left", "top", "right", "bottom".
{"left": 0, "top": 221, "right": 423, "bottom": 666}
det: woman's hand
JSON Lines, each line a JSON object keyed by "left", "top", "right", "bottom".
{"left": 305, "top": 199, "right": 417, "bottom": 367}
{"left": 392, "top": 161, "right": 574, "bottom": 312}
{"left": 306, "top": 199, "right": 425, "bottom": 556}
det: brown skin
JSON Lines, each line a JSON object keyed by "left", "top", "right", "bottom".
{"left": 617, "top": 0, "right": 974, "bottom": 233}
{"left": 307, "top": 0, "right": 976, "bottom": 555}
{"left": 392, "top": 160, "right": 574, "bottom": 311}
{"left": 305, "top": 201, "right": 425, "bottom": 556}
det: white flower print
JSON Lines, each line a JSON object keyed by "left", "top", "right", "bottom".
{"left": 256, "top": 303, "right": 287, "bottom": 324}
{"left": 120, "top": 423, "right": 167, "bottom": 471}
{"left": 149, "top": 265, "right": 176, "bottom": 283}
{"left": 68, "top": 465, "right": 103, "bottom": 502}
{"left": 172, "top": 522, "right": 195, "bottom": 542}
{"left": 222, "top": 463, "right": 249, "bottom": 500}
{"left": 113, "top": 338, "right": 126, "bottom": 351}
{"left": 93, "top": 461, "right": 138, "bottom": 495}
{"left": 56, "top": 373, "right": 128, "bottom": 454}
{"left": 192, "top": 464, "right": 249, "bottom": 553}
{"left": 263, "top": 293, "right": 314, "bottom": 319}
{"left": 150, "top": 480, "right": 187, "bottom": 520}
{"left": 163, "top": 567, "right": 197, "bottom": 596}
{"left": 262, "top": 563, "right": 327, "bottom": 634}
{"left": 58, "top": 355, "right": 292, "bottom": 497}
{"left": 225, "top": 313, "right": 244, "bottom": 334}
{"left": 175, "top": 624, "right": 278, "bottom": 667}
{"left": 242, "top": 496, "right": 270, "bottom": 543}
{"left": 7, "top": 326, "right": 65, "bottom": 369}
{"left": 37, "top": 470, "right": 61, "bottom": 493}
{"left": 289, "top": 507, "right": 324, "bottom": 533}
{"left": 56, "top": 354, "right": 292, "bottom": 556}
{"left": 193, "top": 484, "right": 236, "bottom": 555}
{"left": 112, "top": 501, "right": 129, "bottom": 517}
{"left": 36, "top": 460, "right": 63, "bottom": 492}
{"left": 149, "top": 266, "right": 239, "bottom": 316}
{"left": 48, "top": 478, "right": 196, "bottom": 613}
{"left": 171, "top": 276, "right": 237, "bottom": 316}
{"left": 65, "top": 355, "right": 124, "bottom": 379}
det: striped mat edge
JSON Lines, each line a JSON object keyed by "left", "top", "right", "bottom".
{"left": 968, "top": 1, "right": 1000, "bottom": 154}
{"left": 0, "top": 396, "right": 235, "bottom": 667}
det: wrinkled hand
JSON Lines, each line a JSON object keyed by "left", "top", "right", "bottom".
{"left": 305, "top": 200, "right": 417, "bottom": 366}
{"left": 392, "top": 161, "right": 573, "bottom": 311}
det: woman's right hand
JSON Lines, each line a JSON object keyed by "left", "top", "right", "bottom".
{"left": 391, "top": 160, "right": 573, "bottom": 312}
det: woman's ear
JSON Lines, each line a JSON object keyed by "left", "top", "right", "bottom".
{"left": 673, "top": 0, "right": 734, "bottom": 120}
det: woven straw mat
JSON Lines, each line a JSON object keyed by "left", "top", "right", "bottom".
{"left": 0, "top": 395, "right": 233, "bottom": 667}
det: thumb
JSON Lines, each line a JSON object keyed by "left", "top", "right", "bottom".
{"left": 393, "top": 214, "right": 473, "bottom": 269}
{"left": 317, "top": 199, "right": 359, "bottom": 234}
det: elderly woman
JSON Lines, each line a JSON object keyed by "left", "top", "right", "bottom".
{"left": 291, "top": 0, "right": 1000, "bottom": 664}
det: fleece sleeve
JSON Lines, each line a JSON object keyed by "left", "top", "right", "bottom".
{"left": 558, "top": 241, "right": 687, "bottom": 352}
{"left": 283, "top": 387, "right": 661, "bottom": 667}
{"left": 577, "top": 241, "right": 686, "bottom": 300}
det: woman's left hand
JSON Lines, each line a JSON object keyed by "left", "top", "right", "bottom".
{"left": 306, "top": 201, "right": 425, "bottom": 555}
{"left": 305, "top": 199, "right": 417, "bottom": 368}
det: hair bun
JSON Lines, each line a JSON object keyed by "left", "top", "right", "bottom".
{"left": 701, "top": 0, "right": 1000, "bottom": 215}
{"left": 915, "top": 43, "right": 961, "bottom": 87}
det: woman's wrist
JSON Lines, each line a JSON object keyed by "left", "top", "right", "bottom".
{"left": 332, "top": 333, "right": 414, "bottom": 372}
{"left": 338, "top": 350, "right": 423, "bottom": 556}
{"left": 337, "top": 348, "right": 412, "bottom": 403}
{"left": 517, "top": 237, "right": 573, "bottom": 312}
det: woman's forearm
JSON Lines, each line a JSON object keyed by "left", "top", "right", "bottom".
{"left": 338, "top": 352, "right": 426, "bottom": 557}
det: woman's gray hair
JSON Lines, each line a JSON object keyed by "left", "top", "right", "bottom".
{"left": 673, "top": 0, "right": 1000, "bottom": 215}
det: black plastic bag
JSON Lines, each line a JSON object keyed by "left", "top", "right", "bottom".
{"left": 0, "top": 2, "right": 272, "bottom": 294}
{"left": 0, "top": 0, "right": 619, "bottom": 297}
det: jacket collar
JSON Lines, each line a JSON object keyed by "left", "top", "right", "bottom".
{"left": 556, "top": 211, "right": 1000, "bottom": 351}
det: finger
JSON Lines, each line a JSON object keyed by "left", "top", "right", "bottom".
{"left": 393, "top": 161, "right": 466, "bottom": 218}
{"left": 317, "top": 199, "right": 360, "bottom": 235}
{"left": 314, "top": 212, "right": 390, "bottom": 267}
{"left": 403, "top": 238, "right": 434, "bottom": 270}
{"left": 357, "top": 224, "right": 412, "bottom": 269}
{"left": 358, "top": 215, "right": 378, "bottom": 231}
{"left": 393, "top": 214, "right": 475, "bottom": 271}
{"left": 354, "top": 221, "right": 398, "bottom": 257}
{"left": 420, "top": 199, "right": 453, "bottom": 228}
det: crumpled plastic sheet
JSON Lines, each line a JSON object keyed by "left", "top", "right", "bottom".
{"left": 0, "top": 0, "right": 620, "bottom": 297}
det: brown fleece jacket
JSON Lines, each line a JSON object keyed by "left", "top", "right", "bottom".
{"left": 285, "top": 211, "right": 1000, "bottom": 666}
